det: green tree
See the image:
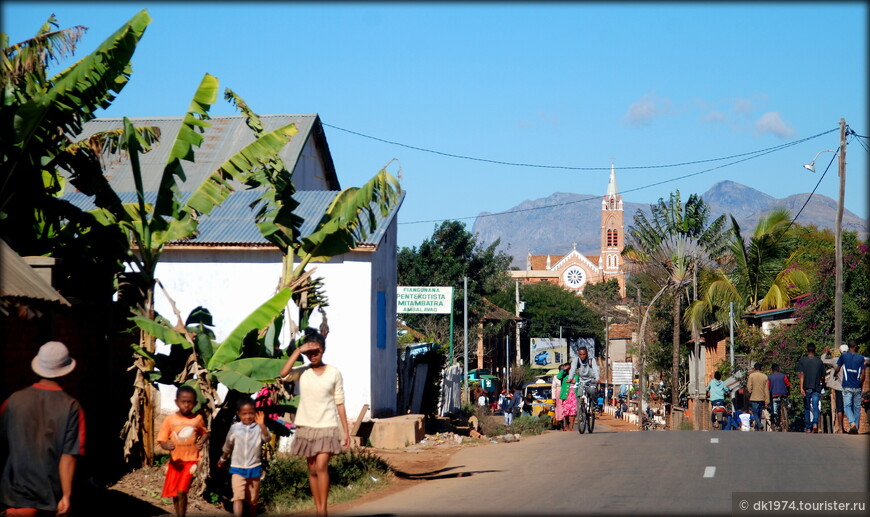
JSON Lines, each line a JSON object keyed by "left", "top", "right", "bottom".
{"left": 223, "top": 89, "right": 401, "bottom": 332}
{"left": 684, "top": 208, "right": 812, "bottom": 333}
{"left": 512, "top": 281, "right": 602, "bottom": 342}
{"left": 397, "top": 221, "right": 512, "bottom": 357}
{"left": 624, "top": 191, "right": 727, "bottom": 408}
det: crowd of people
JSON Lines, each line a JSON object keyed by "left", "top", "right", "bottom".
{"left": 706, "top": 340, "right": 867, "bottom": 433}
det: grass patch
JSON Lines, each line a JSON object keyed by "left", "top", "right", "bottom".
{"left": 260, "top": 448, "right": 392, "bottom": 515}
{"left": 510, "top": 414, "right": 552, "bottom": 435}
{"left": 474, "top": 409, "right": 553, "bottom": 437}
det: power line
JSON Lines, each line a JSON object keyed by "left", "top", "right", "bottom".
{"left": 322, "top": 120, "right": 849, "bottom": 227}
{"left": 782, "top": 146, "right": 838, "bottom": 235}
{"left": 323, "top": 122, "right": 838, "bottom": 171}
{"left": 398, "top": 135, "right": 824, "bottom": 225}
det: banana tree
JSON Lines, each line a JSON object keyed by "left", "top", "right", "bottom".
{"left": 1, "top": 11, "right": 154, "bottom": 299}
{"left": 86, "top": 73, "right": 298, "bottom": 466}
{"left": 129, "top": 285, "right": 295, "bottom": 495}
{"left": 225, "top": 89, "right": 402, "bottom": 333}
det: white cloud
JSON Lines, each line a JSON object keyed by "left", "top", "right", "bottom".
{"left": 753, "top": 111, "right": 795, "bottom": 138}
{"left": 732, "top": 98, "right": 755, "bottom": 115}
{"left": 624, "top": 93, "right": 672, "bottom": 126}
{"left": 702, "top": 110, "right": 727, "bottom": 123}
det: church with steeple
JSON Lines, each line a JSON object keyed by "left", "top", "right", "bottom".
{"left": 509, "top": 164, "right": 627, "bottom": 298}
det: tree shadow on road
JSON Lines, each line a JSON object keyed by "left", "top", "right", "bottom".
{"left": 393, "top": 465, "right": 501, "bottom": 481}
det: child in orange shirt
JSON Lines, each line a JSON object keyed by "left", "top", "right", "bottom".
{"left": 157, "top": 385, "right": 209, "bottom": 517}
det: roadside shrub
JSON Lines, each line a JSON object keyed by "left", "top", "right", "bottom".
{"left": 510, "top": 414, "right": 549, "bottom": 436}
{"left": 477, "top": 414, "right": 507, "bottom": 437}
{"left": 328, "top": 448, "right": 391, "bottom": 487}
{"left": 260, "top": 455, "right": 310, "bottom": 505}
{"left": 260, "top": 449, "right": 391, "bottom": 509}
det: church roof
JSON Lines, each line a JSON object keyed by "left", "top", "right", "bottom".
{"left": 528, "top": 254, "right": 564, "bottom": 270}
{"left": 526, "top": 252, "right": 601, "bottom": 272}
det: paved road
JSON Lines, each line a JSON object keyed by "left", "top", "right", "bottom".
{"left": 337, "top": 423, "right": 868, "bottom": 516}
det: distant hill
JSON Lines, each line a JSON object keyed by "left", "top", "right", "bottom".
{"left": 472, "top": 180, "right": 868, "bottom": 268}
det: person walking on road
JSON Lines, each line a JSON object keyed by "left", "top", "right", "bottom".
{"left": 821, "top": 345, "right": 846, "bottom": 433}
{"left": 835, "top": 339, "right": 867, "bottom": 434}
{"left": 552, "top": 364, "right": 566, "bottom": 430}
{"left": 767, "top": 363, "right": 791, "bottom": 431}
{"left": 797, "top": 342, "right": 826, "bottom": 433}
{"left": 0, "top": 341, "right": 85, "bottom": 517}
{"left": 501, "top": 392, "right": 515, "bottom": 426}
{"left": 746, "top": 363, "right": 770, "bottom": 431}
{"left": 279, "top": 329, "right": 351, "bottom": 516}
{"left": 557, "top": 367, "right": 580, "bottom": 432}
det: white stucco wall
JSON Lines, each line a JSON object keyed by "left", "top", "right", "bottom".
{"left": 150, "top": 244, "right": 397, "bottom": 420}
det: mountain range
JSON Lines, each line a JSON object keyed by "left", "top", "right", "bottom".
{"left": 471, "top": 180, "right": 869, "bottom": 268}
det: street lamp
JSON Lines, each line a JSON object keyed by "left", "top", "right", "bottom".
{"left": 803, "top": 119, "right": 847, "bottom": 350}
{"left": 802, "top": 149, "right": 837, "bottom": 172}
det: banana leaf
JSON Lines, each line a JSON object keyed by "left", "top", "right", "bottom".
{"left": 213, "top": 361, "right": 286, "bottom": 394}
{"left": 299, "top": 167, "right": 400, "bottom": 266}
{"left": 222, "top": 357, "right": 287, "bottom": 382}
{"left": 153, "top": 73, "right": 218, "bottom": 219}
{"left": 184, "top": 123, "right": 297, "bottom": 216}
{"left": 131, "top": 315, "right": 191, "bottom": 348}
{"left": 207, "top": 287, "right": 293, "bottom": 369}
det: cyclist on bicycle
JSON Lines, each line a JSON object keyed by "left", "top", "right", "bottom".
{"left": 767, "top": 363, "right": 790, "bottom": 431}
{"left": 706, "top": 371, "right": 730, "bottom": 428}
{"left": 567, "top": 346, "right": 600, "bottom": 407}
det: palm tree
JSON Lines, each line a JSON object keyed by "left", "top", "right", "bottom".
{"left": 684, "top": 208, "right": 811, "bottom": 334}
{"left": 624, "top": 191, "right": 728, "bottom": 411}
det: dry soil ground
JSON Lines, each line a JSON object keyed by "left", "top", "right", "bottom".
{"left": 104, "top": 412, "right": 637, "bottom": 516}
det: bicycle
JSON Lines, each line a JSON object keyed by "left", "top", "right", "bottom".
{"left": 711, "top": 400, "right": 729, "bottom": 430}
{"left": 769, "top": 394, "right": 789, "bottom": 432}
{"left": 575, "top": 383, "right": 595, "bottom": 434}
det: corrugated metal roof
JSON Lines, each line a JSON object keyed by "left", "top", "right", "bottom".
{"left": 73, "top": 114, "right": 340, "bottom": 192}
{"left": 63, "top": 190, "right": 405, "bottom": 248}
{"left": 0, "top": 240, "right": 70, "bottom": 305}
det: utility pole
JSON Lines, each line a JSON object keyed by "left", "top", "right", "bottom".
{"left": 604, "top": 296, "right": 609, "bottom": 408}
{"left": 637, "top": 286, "right": 643, "bottom": 426}
{"left": 835, "top": 118, "right": 846, "bottom": 350}
{"left": 505, "top": 334, "right": 510, "bottom": 392}
{"left": 515, "top": 280, "right": 522, "bottom": 366}
{"left": 729, "top": 302, "right": 735, "bottom": 368}
{"left": 463, "top": 276, "right": 469, "bottom": 405}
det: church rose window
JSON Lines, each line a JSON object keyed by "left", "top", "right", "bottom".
{"left": 563, "top": 265, "right": 586, "bottom": 289}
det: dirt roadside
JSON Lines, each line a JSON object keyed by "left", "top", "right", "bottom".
{"left": 103, "top": 412, "right": 637, "bottom": 515}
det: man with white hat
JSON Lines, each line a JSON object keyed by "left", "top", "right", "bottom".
{"left": 0, "top": 341, "right": 85, "bottom": 516}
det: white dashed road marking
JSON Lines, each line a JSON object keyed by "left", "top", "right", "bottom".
{"left": 710, "top": 438, "right": 719, "bottom": 443}
{"left": 704, "top": 466, "right": 716, "bottom": 478}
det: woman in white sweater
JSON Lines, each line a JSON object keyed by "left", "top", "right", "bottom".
{"left": 280, "top": 329, "right": 350, "bottom": 516}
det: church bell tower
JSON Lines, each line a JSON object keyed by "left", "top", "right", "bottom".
{"left": 600, "top": 163, "right": 626, "bottom": 297}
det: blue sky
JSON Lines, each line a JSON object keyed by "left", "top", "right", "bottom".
{"left": 3, "top": 2, "right": 867, "bottom": 250}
